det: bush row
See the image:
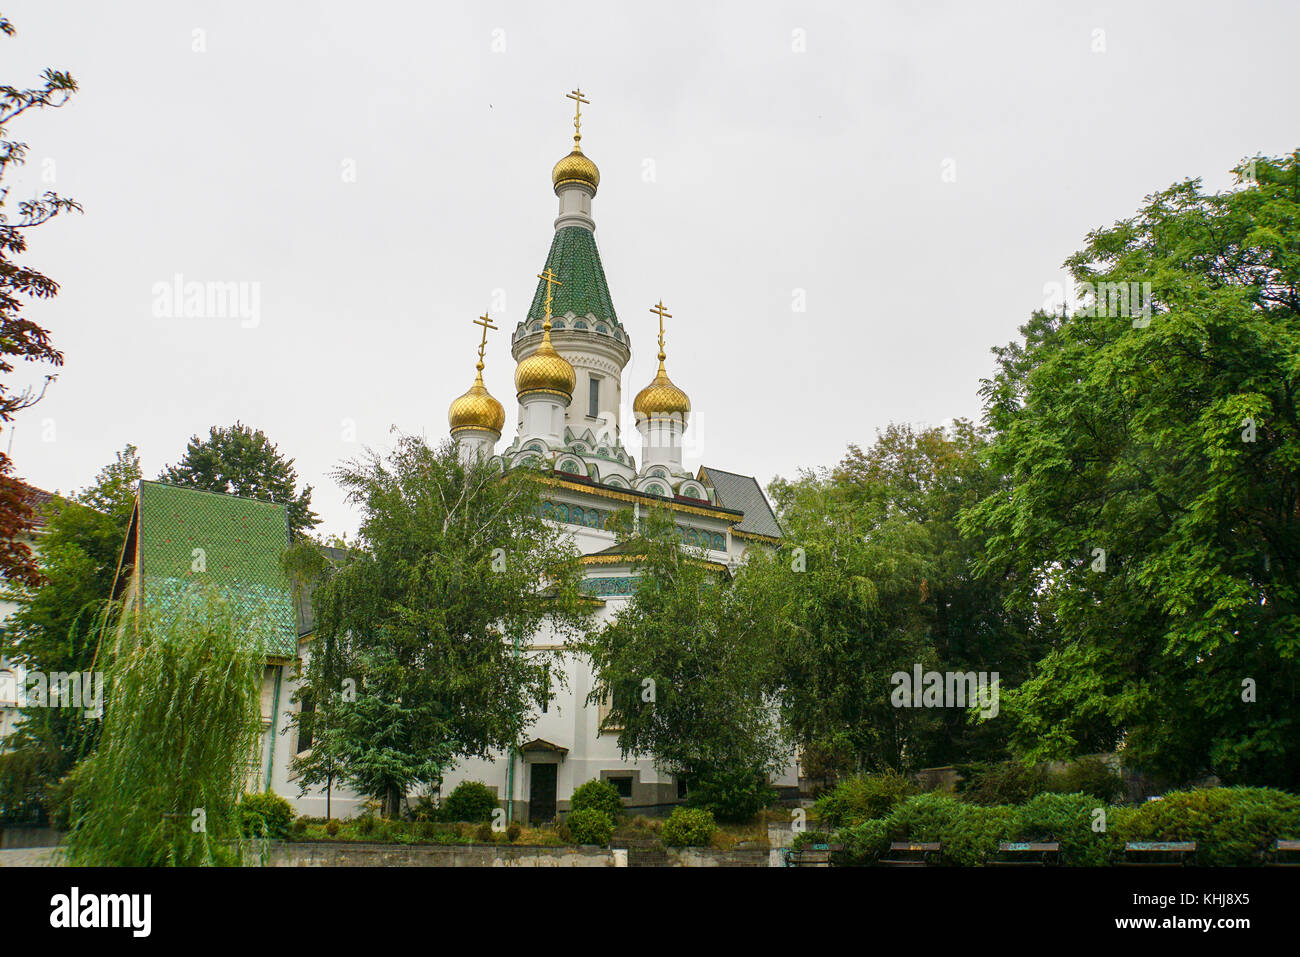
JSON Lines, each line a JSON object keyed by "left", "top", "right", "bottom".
{"left": 826, "top": 787, "right": 1300, "bottom": 866}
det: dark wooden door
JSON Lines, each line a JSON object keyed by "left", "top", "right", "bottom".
{"left": 529, "top": 763, "right": 557, "bottom": 823}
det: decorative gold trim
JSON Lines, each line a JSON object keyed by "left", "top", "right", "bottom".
{"left": 733, "top": 529, "right": 782, "bottom": 544}
{"left": 579, "top": 553, "right": 728, "bottom": 572}
{"left": 526, "top": 473, "right": 743, "bottom": 522}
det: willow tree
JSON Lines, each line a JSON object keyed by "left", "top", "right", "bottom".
{"left": 65, "top": 593, "right": 269, "bottom": 866}
{"left": 286, "top": 437, "right": 591, "bottom": 818}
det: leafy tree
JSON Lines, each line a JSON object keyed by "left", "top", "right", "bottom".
{"left": 65, "top": 592, "right": 270, "bottom": 866}
{"left": 968, "top": 151, "right": 1300, "bottom": 788}
{"left": 160, "top": 422, "right": 319, "bottom": 536}
{"left": 285, "top": 436, "right": 590, "bottom": 817}
{"left": 749, "top": 422, "right": 1031, "bottom": 775}
{"left": 580, "top": 508, "right": 788, "bottom": 809}
{"left": 0, "top": 15, "right": 81, "bottom": 585}
{"left": 0, "top": 445, "right": 139, "bottom": 823}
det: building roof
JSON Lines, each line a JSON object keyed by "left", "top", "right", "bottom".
{"left": 131, "top": 481, "right": 298, "bottom": 658}
{"left": 526, "top": 226, "right": 620, "bottom": 327}
{"left": 698, "top": 467, "right": 783, "bottom": 539}
{"left": 17, "top": 482, "right": 55, "bottom": 530}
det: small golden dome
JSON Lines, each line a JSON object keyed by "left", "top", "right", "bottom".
{"left": 552, "top": 148, "right": 600, "bottom": 191}
{"left": 449, "top": 369, "right": 505, "bottom": 435}
{"left": 633, "top": 361, "right": 691, "bottom": 420}
{"left": 515, "top": 330, "right": 576, "bottom": 399}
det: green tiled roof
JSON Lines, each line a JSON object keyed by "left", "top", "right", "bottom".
{"left": 137, "top": 481, "right": 297, "bottom": 658}
{"left": 527, "top": 226, "right": 620, "bottom": 327}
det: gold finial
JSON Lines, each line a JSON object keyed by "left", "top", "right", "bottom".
{"left": 566, "top": 88, "right": 589, "bottom": 149}
{"left": 537, "top": 268, "right": 563, "bottom": 331}
{"left": 472, "top": 313, "right": 497, "bottom": 374}
{"left": 649, "top": 299, "right": 672, "bottom": 367}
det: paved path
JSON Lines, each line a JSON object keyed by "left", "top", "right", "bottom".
{"left": 0, "top": 847, "right": 62, "bottom": 866}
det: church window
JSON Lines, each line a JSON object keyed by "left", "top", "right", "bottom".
{"left": 588, "top": 376, "right": 601, "bottom": 417}
{"left": 646, "top": 483, "right": 666, "bottom": 497}
{"left": 531, "top": 322, "right": 542, "bottom": 333}
{"left": 607, "top": 776, "right": 633, "bottom": 799}
{"left": 557, "top": 459, "right": 581, "bottom": 475}
{"left": 296, "top": 693, "right": 315, "bottom": 754}
{"left": 596, "top": 323, "right": 609, "bottom": 335}
{"left": 574, "top": 320, "right": 588, "bottom": 330}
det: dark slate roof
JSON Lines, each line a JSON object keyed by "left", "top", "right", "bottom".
{"left": 135, "top": 481, "right": 298, "bottom": 658}
{"left": 698, "top": 467, "right": 783, "bottom": 539}
{"left": 527, "top": 226, "right": 620, "bottom": 327}
{"left": 294, "top": 545, "right": 350, "bottom": 636}
{"left": 17, "top": 482, "right": 55, "bottom": 529}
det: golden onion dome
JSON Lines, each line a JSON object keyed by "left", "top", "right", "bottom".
{"left": 633, "top": 359, "right": 691, "bottom": 420}
{"left": 449, "top": 366, "right": 506, "bottom": 436}
{"left": 515, "top": 327, "right": 576, "bottom": 400}
{"left": 552, "top": 147, "right": 600, "bottom": 192}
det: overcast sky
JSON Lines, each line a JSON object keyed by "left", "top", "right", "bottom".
{"left": 6, "top": 0, "right": 1297, "bottom": 537}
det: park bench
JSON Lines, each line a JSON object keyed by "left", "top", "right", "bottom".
{"left": 881, "top": 841, "right": 942, "bottom": 867}
{"left": 787, "top": 842, "right": 842, "bottom": 867}
{"left": 1122, "top": 841, "right": 1196, "bottom": 866}
{"left": 991, "top": 841, "right": 1060, "bottom": 866}
{"left": 1265, "top": 839, "right": 1300, "bottom": 866}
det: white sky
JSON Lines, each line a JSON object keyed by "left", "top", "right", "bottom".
{"left": 6, "top": 0, "right": 1298, "bottom": 537}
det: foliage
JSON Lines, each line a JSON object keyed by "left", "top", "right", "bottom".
{"left": 565, "top": 807, "right": 614, "bottom": 846}
{"left": 160, "top": 421, "right": 319, "bottom": 536}
{"left": 0, "top": 445, "right": 140, "bottom": 822}
{"left": 286, "top": 436, "right": 590, "bottom": 816}
{"left": 441, "top": 781, "right": 498, "bottom": 823}
{"left": 1011, "top": 792, "right": 1116, "bottom": 866}
{"left": 64, "top": 592, "right": 270, "bottom": 866}
{"left": 957, "top": 760, "right": 1049, "bottom": 806}
{"left": 238, "top": 790, "right": 296, "bottom": 840}
{"left": 754, "top": 422, "right": 1035, "bottom": 775}
{"left": 0, "top": 15, "right": 81, "bottom": 585}
{"left": 580, "top": 507, "right": 787, "bottom": 792}
{"left": 569, "top": 778, "right": 623, "bottom": 822}
{"left": 1046, "top": 757, "right": 1125, "bottom": 803}
{"left": 661, "top": 806, "right": 717, "bottom": 847}
{"left": 1114, "top": 787, "right": 1300, "bottom": 866}
{"left": 968, "top": 152, "right": 1300, "bottom": 788}
{"left": 814, "top": 771, "right": 918, "bottom": 828}
{"left": 685, "top": 765, "right": 777, "bottom": 823}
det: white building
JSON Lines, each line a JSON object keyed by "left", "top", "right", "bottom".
{"left": 275, "top": 94, "right": 792, "bottom": 821}
{"left": 0, "top": 483, "right": 54, "bottom": 749}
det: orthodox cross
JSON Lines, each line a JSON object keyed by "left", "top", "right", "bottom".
{"left": 649, "top": 299, "right": 672, "bottom": 362}
{"left": 538, "top": 269, "right": 563, "bottom": 326}
{"left": 473, "top": 313, "right": 497, "bottom": 372}
{"left": 566, "top": 88, "right": 589, "bottom": 147}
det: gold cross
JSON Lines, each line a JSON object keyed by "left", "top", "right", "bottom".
{"left": 649, "top": 299, "right": 672, "bottom": 361}
{"left": 473, "top": 313, "right": 497, "bottom": 368}
{"left": 566, "top": 88, "right": 589, "bottom": 146}
{"left": 537, "top": 268, "right": 563, "bottom": 325}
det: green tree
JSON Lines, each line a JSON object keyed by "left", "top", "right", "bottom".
{"left": 968, "top": 151, "right": 1300, "bottom": 788}
{"left": 64, "top": 592, "right": 269, "bottom": 866}
{"left": 0, "top": 445, "right": 139, "bottom": 823}
{"left": 160, "top": 422, "right": 319, "bottom": 536}
{"left": 580, "top": 508, "right": 788, "bottom": 809}
{"left": 0, "top": 14, "right": 81, "bottom": 585}
{"left": 286, "top": 437, "right": 590, "bottom": 817}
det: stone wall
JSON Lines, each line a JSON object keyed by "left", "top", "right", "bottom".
{"left": 266, "top": 841, "right": 617, "bottom": 867}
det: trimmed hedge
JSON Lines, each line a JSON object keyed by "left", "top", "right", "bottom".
{"left": 662, "top": 807, "right": 717, "bottom": 847}
{"left": 442, "top": 781, "right": 498, "bottom": 823}
{"left": 569, "top": 779, "right": 624, "bottom": 822}
{"left": 566, "top": 808, "right": 614, "bottom": 846}
{"left": 834, "top": 786, "right": 1299, "bottom": 866}
{"left": 238, "top": 791, "right": 295, "bottom": 839}
{"left": 813, "top": 771, "right": 917, "bottom": 829}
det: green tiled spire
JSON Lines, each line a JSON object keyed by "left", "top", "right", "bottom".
{"left": 527, "top": 226, "right": 620, "bottom": 327}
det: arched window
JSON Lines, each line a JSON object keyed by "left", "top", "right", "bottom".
{"left": 574, "top": 320, "right": 588, "bottom": 330}
{"left": 558, "top": 459, "right": 582, "bottom": 475}
{"left": 645, "top": 483, "right": 666, "bottom": 497}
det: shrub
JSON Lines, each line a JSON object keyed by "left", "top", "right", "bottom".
{"left": 475, "top": 821, "right": 494, "bottom": 842}
{"left": 1114, "top": 787, "right": 1300, "bottom": 866}
{"left": 357, "top": 814, "right": 378, "bottom": 836}
{"left": 443, "top": 781, "right": 498, "bottom": 823}
{"left": 881, "top": 792, "right": 1014, "bottom": 866}
{"left": 555, "top": 821, "right": 573, "bottom": 843}
{"left": 685, "top": 767, "right": 777, "bottom": 822}
{"left": 325, "top": 818, "right": 340, "bottom": 837}
{"left": 1045, "top": 758, "right": 1125, "bottom": 803}
{"left": 570, "top": 779, "right": 624, "bottom": 822}
{"left": 566, "top": 808, "right": 614, "bottom": 846}
{"left": 838, "top": 818, "right": 890, "bottom": 864}
{"left": 814, "top": 771, "right": 917, "bottom": 828}
{"left": 1011, "top": 791, "right": 1117, "bottom": 866}
{"left": 238, "top": 791, "right": 295, "bottom": 840}
{"left": 662, "top": 807, "right": 717, "bottom": 847}
{"left": 958, "top": 761, "right": 1047, "bottom": 806}
{"left": 506, "top": 822, "right": 522, "bottom": 842}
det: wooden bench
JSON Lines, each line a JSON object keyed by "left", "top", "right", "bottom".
{"left": 787, "top": 842, "right": 842, "bottom": 867}
{"left": 991, "top": 841, "right": 1060, "bottom": 866}
{"left": 881, "top": 841, "right": 941, "bottom": 867}
{"left": 1122, "top": 841, "right": 1196, "bottom": 866}
{"left": 1265, "top": 839, "right": 1300, "bottom": 866}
